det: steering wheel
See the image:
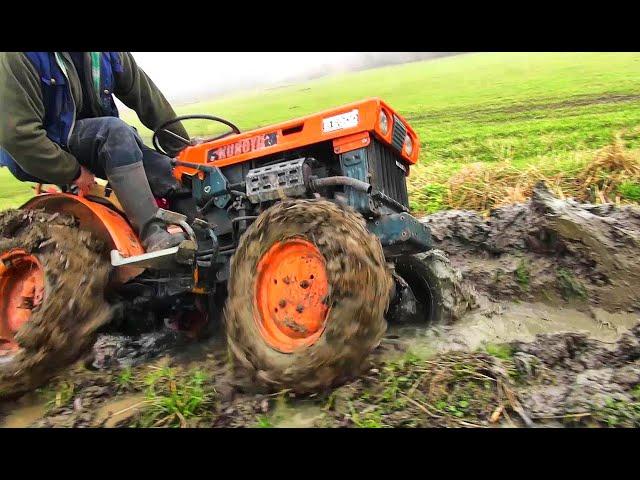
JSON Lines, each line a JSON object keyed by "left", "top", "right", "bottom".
{"left": 152, "top": 114, "right": 242, "bottom": 156}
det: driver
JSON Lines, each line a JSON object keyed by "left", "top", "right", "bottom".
{"left": 0, "top": 52, "right": 189, "bottom": 252}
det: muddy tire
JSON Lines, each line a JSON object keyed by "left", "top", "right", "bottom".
{"left": 0, "top": 209, "right": 112, "bottom": 397}
{"left": 392, "top": 249, "right": 478, "bottom": 324}
{"left": 225, "top": 199, "right": 392, "bottom": 393}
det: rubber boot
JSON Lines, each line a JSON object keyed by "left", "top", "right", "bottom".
{"left": 106, "top": 162, "right": 185, "bottom": 252}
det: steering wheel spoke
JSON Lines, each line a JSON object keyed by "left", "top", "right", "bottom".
{"left": 152, "top": 115, "right": 241, "bottom": 156}
{"left": 160, "top": 128, "right": 191, "bottom": 146}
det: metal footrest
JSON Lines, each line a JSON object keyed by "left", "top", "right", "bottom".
{"left": 111, "top": 240, "right": 196, "bottom": 269}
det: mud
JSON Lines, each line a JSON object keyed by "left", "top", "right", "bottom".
{"left": 1, "top": 310, "right": 639, "bottom": 428}
{"left": 321, "top": 325, "right": 640, "bottom": 428}
{"left": 89, "top": 330, "right": 189, "bottom": 370}
{"left": 510, "top": 325, "right": 640, "bottom": 426}
{"left": 93, "top": 394, "right": 147, "bottom": 428}
{"left": 422, "top": 182, "right": 640, "bottom": 313}
{"left": 0, "top": 392, "right": 47, "bottom": 428}
{"left": 387, "top": 302, "right": 639, "bottom": 357}
{"left": 2, "top": 185, "right": 640, "bottom": 427}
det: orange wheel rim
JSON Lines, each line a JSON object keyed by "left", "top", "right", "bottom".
{"left": 0, "top": 250, "right": 45, "bottom": 355}
{"left": 254, "top": 238, "right": 330, "bottom": 353}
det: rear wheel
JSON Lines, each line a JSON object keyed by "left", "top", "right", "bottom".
{"left": 225, "top": 199, "right": 392, "bottom": 393}
{"left": 389, "top": 250, "right": 478, "bottom": 324}
{"left": 0, "top": 210, "right": 112, "bottom": 397}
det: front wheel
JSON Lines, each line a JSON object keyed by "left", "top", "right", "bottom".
{"left": 224, "top": 199, "right": 392, "bottom": 393}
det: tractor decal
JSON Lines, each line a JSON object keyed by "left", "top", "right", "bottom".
{"left": 208, "top": 132, "right": 277, "bottom": 162}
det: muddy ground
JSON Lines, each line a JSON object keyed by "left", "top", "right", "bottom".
{"left": 1, "top": 183, "right": 640, "bottom": 428}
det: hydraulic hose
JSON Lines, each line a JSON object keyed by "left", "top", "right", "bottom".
{"left": 308, "top": 176, "right": 372, "bottom": 193}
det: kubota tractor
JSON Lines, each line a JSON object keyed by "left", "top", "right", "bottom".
{"left": 0, "top": 98, "right": 457, "bottom": 396}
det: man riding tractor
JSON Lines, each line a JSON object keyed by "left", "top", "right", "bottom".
{"left": 1, "top": 53, "right": 461, "bottom": 398}
{"left": 0, "top": 51, "right": 187, "bottom": 252}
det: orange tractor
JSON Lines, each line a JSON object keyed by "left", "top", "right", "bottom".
{"left": 0, "top": 98, "right": 448, "bottom": 395}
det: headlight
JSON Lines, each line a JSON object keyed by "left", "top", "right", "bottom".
{"left": 404, "top": 135, "right": 413, "bottom": 156}
{"left": 379, "top": 110, "right": 389, "bottom": 135}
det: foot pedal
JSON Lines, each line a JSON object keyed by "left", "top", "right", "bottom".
{"left": 154, "top": 208, "right": 188, "bottom": 225}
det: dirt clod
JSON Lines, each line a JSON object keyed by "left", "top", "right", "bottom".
{"left": 508, "top": 324, "right": 640, "bottom": 425}
{"left": 90, "top": 331, "right": 188, "bottom": 370}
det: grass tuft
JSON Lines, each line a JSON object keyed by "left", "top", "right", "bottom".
{"left": 556, "top": 268, "right": 588, "bottom": 300}
{"left": 515, "top": 259, "right": 531, "bottom": 289}
{"left": 115, "top": 366, "right": 134, "bottom": 392}
{"left": 132, "top": 366, "right": 214, "bottom": 428}
{"left": 618, "top": 181, "right": 640, "bottom": 201}
{"left": 42, "top": 381, "right": 75, "bottom": 412}
{"left": 592, "top": 397, "right": 640, "bottom": 427}
{"left": 326, "top": 350, "right": 523, "bottom": 427}
{"left": 485, "top": 343, "right": 514, "bottom": 361}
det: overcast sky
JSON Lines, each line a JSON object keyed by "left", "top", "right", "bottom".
{"left": 126, "top": 52, "right": 457, "bottom": 105}
{"left": 130, "top": 52, "right": 365, "bottom": 104}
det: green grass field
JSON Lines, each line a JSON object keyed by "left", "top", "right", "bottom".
{"left": 2, "top": 52, "right": 640, "bottom": 212}
{"left": 0, "top": 168, "right": 36, "bottom": 210}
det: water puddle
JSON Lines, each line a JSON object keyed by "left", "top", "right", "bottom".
{"left": 385, "top": 301, "right": 640, "bottom": 358}
{"left": 0, "top": 393, "right": 48, "bottom": 428}
{"left": 1, "top": 301, "right": 637, "bottom": 428}
{"left": 93, "top": 394, "right": 146, "bottom": 428}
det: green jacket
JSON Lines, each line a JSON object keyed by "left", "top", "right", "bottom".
{"left": 0, "top": 52, "right": 188, "bottom": 184}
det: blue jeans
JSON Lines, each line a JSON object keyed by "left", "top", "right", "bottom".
{"left": 68, "top": 117, "right": 180, "bottom": 198}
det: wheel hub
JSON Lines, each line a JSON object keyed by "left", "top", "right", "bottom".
{"left": 0, "top": 250, "right": 44, "bottom": 355}
{"left": 254, "top": 238, "right": 330, "bottom": 353}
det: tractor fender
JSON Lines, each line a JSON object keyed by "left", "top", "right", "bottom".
{"left": 21, "top": 193, "right": 145, "bottom": 282}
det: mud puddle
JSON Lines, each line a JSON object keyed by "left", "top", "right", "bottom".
{"left": 0, "top": 392, "right": 48, "bottom": 428}
{"left": 2, "top": 299, "right": 639, "bottom": 428}
{"left": 93, "top": 394, "right": 146, "bottom": 428}
{"left": 3, "top": 184, "right": 640, "bottom": 427}
{"left": 385, "top": 302, "right": 639, "bottom": 359}
{"left": 268, "top": 401, "right": 325, "bottom": 428}
{"left": 2, "top": 300, "right": 639, "bottom": 428}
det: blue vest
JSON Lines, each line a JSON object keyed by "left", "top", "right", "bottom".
{"left": 0, "top": 52, "right": 124, "bottom": 182}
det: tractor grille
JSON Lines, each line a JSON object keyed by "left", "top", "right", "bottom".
{"left": 368, "top": 138, "right": 409, "bottom": 208}
{"left": 391, "top": 115, "right": 407, "bottom": 152}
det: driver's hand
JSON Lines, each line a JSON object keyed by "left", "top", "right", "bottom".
{"left": 73, "top": 166, "right": 96, "bottom": 195}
